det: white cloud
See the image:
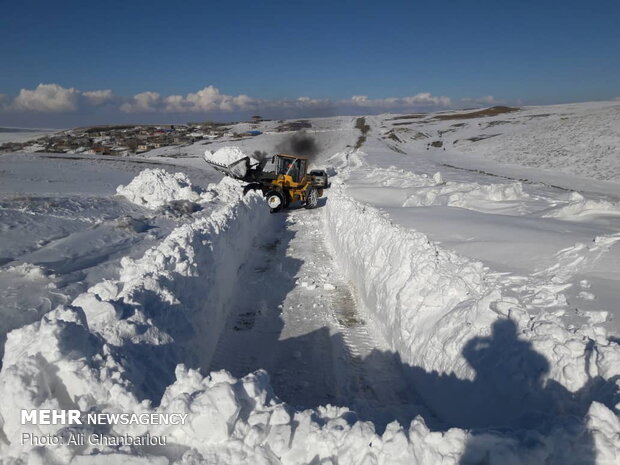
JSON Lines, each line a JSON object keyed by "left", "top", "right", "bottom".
{"left": 120, "top": 91, "right": 162, "bottom": 113}
{"left": 351, "top": 95, "right": 370, "bottom": 105}
{"left": 614, "top": 97, "right": 620, "bottom": 101}
{"left": 269, "top": 96, "right": 332, "bottom": 110}
{"left": 119, "top": 87, "right": 450, "bottom": 114}
{"left": 121, "top": 86, "right": 259, "bottom": 113}
{"left": 2, "top": 83, "right": 459, "bottom": 116}
{"left": 5, "top": 84, "right": 117, "bottom": 112}
{"left": 183, "top": 86, "right": 256, "bottom": 112}
{"left": 82, "top": 89, "right": 114, "bottom": 105}
{"left": 344, "top": 92, "right": 451, "bottom": 109}
{"left": 12, "top": 83, "right": 80, "bottom": 112}
{"left": 167, "top": 86, "right": 257, "bottom": 112}
{"left": 461, "top": 95, "right": 497, "bottom": 105}
{"left": 163, "top": 95, "right": 186, "bottom": 112}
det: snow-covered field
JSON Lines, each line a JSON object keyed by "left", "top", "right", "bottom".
{"left": 0, "top": 102, "right": 618, "bottom": 464}
{"left": 0, "top": 128, "right": 58, "bottom": 144}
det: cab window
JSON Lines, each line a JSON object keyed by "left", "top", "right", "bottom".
{"left": 276, "top": 156, "right": 290, "bottom": 175}
{"left": 277, "top": 157, "right": 304, "bottom": 182}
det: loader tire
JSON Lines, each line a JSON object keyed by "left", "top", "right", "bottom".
{"left": 305, "top": 187, "right": 318, "bottom": 209}
{"left": 266, "top": 190, "right": 285, "bottom": 213}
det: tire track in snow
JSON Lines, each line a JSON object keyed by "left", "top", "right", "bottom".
{"left": 209, "top": 203, "right": 426, "bottom": 429}
{"left": 322, "top": 232, "right": 432, "bottom": 429}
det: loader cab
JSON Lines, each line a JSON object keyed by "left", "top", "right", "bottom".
{"left": 274, "top": 154, "right": 307, "bottom": 184}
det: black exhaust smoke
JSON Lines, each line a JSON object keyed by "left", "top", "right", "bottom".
{"left": 275, "top": 131, "right": 320, "bottom": 160}
{"left": 252, "top": 150, "right": 269, "bottom": 162}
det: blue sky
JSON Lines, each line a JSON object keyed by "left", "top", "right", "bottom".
{"left": 1, "top": 0, "right": 619, "bottom": 126}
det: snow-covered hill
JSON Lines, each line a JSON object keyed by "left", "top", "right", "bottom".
{"left": 376, "top": 101, "right": 620, "bottom": 185}
{"left": 0, "top": 102, "right": 618, "bottom": 464}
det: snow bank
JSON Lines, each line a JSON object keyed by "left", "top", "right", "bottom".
{"left": 326, "top": 183, "right": 490, "bottom": 376}
{"left": 346, "top": 165, "right": 530, "bottom": 213}
{"left": 116, "top": 168, "right": 204, "bottom": 209}
{"left": 2, "top": 307, "right": 610, "bottom": 464}
{"left": 544, "top": 192, "right": 620, "bottom": 219}
{"left": 326, "top": 182, "right": 620, "bottom": 388}
{"left": 0, "top": 308, "right": 472, "bottom": 465}
{"left": 324, "top": 181, "right": 620, "bottom": 460}
{"left": 78, "top": 176, "right": 270, "bottom": 384}
{"left": 0, "top": 263, "right": 61, "bottom": 362}
{"left": 3, "top": 262, "right": 52, "bottom": 280}
{"left": 1, "top": 299, "right": 593, "bottom": 465}
{"left": 402, "top": 178, "right": 527, "bottom": 209}
{"left": 0, "top": 172, "right": 277, "bottom": 462}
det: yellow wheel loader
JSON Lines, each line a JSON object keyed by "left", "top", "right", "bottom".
{"left": 204, "top": 151, "right": 330, "bottom": 213}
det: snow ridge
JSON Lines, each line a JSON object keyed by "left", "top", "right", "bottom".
{"left": 324, "top": 164, "right": 619, "bottom": 462}
{"left": 116, "top": 168, "right": 205, "bottom": 209}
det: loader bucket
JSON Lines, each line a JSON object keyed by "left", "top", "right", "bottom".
{"left": 204, "top": 154, "right": 252, "bottom": 180}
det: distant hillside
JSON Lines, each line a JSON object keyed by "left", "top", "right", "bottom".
{"left": 0, "top": 127, "right": 49, "bottom": 133}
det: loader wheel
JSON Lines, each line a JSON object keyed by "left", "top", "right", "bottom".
{"left": 266, "top": 190, "right": 285, "bottom": 213}
{"left": 305, "top": 188, "right": 318, "bottom": 209}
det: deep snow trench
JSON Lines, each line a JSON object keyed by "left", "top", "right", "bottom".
{"left": 209, "top": 205, "right": 426, "bottom": 431}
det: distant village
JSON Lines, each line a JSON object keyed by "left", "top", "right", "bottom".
{"left": 0, "top": 116, "right": 304, "bottom": 155}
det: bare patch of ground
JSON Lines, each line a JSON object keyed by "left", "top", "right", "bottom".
{"left": 384, "top": 130, "right": 402, "bottom": 143}
{"left": 433, "top": 106, "right": 520, "bottom": 121}
{"left": 388, "top": 114, "right": 425, "bottom": 121}
{"left": 484, "top": 120, "right": 511, "bottom": 128}
{"left": 466, "top": 134, "right": 501, "bottom": 142}
{"left": 354, "top": 117, "right": 370, "bottom": 149}
{"left": 384, "top": 128, "right": 429, "bottom": 142}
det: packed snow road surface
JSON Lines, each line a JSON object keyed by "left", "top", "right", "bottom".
{"left": 210, "top": 206, "right": 426, "bottom": 431}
